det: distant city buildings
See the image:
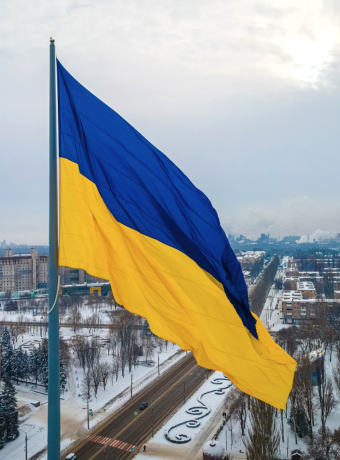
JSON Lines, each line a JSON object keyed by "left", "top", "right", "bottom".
{"left": 0, "top": 248, "right": 48, "bottom": 292}
{"left": 0, "top": 247, "right": 107, "bottom": 294}
{"left": 230, "top": 232, "right": 340, "bottom": 251}
{"left": 236, "top": 250, "right": 265, "bottom": 285}
{"left": 58, "top": 266, "right": 107, "bottom": 286}
{"left": 280, "top": 254, "right": 340, "bottom": 323}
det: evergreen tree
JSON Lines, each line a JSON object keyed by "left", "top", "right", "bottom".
{"left": 1, "top": 327, "right": 14, "bottom": 379}
{"left": 13, "top": 347, "right": 27, "bottom": 384}
{"left": 38, "top": 339, "right": 49, "bottom": 391}
{"left": 21, "top": 350, "right": 30, "bottom": 386}
{"left": 288, "top": 403, "right": 309, "bottom": 438}
{"left": 0, "top": 394, "right": 6, "bottom": 450}
{"left": 60, "top": 359, "right": 67, "bottom": 392}
{"left": 2, "top": 378, "right": 19, "bottom": 441}
{"left": 29, "top": 347, "right": 40, "bottom": 387}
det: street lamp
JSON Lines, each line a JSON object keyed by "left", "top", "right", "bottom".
{"left": 82, "top": 395, "right": 93, "bottom": 429}
{"left": 20, "top": 424, "right": 35, "bottom": 460}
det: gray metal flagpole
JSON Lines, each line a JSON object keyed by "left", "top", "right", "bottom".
{"left": 48, "top": 37, "right": 60, "bottom": 460}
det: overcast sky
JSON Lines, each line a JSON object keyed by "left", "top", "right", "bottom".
{"left": 1, "top": 0, "right": 340, "bottom": 244}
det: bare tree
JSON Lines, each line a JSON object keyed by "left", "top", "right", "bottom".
{"left": 231, "top": 393, "right": 247, "bottom": 436}
{"left": 70, "top": 293, "right": 83, "bottom": 310}
{"left": 68, "top": 307, "right": 83, "bottom": 333}
{"left": 333, "top": 348, "right": 340, "bottom": 398}
{"left": 244, "top": 398, "right": 280, "bottom": 460}
{"left": 85, "top": 338, "right": 102, "bottom": 370}
{"left": 91, "top": 364, "right": 102, "bottom": 396}
{"left": 107, "top": 292, "right": 116, "bottom": 310}
{"left": 100, "top": 362, "right": 111, "bottom": 390}
{"left": 60, "top": 333, "right": 71, "bottom": 370}
{"left": 316, "top": 360, "right": 336, "bottom": 437}
{"left": 74, "top": 336, "right": 87, "bottom": 373}
{"left": 85, "top": 316, "right": 94, "bottom": 334}
{"left": 86, "top": 295, "right": 101, "bottom": 313}
{"left": 143, "top": 336, "right": 154, "bottom": 363}
{"left": 155, "top": 336, "right": 164, "bottom": 353}
{"left": 295, "top": 355, "right": 315, "bottom": 439}
{"left": 112, "top": 357, "right": 120, "bottom": 382}
{"left": 81, "top": 369, "right": 93, "bottom": 399}
{"left": 306, "top": 427, "right": 340, "bottom": 460}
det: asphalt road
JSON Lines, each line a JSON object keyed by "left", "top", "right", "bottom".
{"left": 65, "top": 353, "right": 212, "bottom": 460}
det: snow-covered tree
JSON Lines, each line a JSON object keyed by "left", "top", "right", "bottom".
{"left": 21, "top": 350, "right": 31, "bottom": 386}
{"left": 1, "top": 327, "right": 14, "bottom": 379}
{"left": 0, "top": 394, "right": 6, "bottom": 450}
{"left": 38, "top": 339, "right": 49, "bottom": 391}
{"left": 2, "top": 378, "right": 19, "bottom": 442}
{"left": 29, "top": 347, "right": 40, "bottom": 387}
{"left": 60, "top": 359, "right": 67, "bottom": 392}
{"left": 12, "top": 347, "right": 28, "bottom": 384}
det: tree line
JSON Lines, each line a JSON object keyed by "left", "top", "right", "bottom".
{"left": 225, "top": 316, "right": 340, "bottom": 458}
{"left": 249, "top": 255, "right": 280, "bottom": 316}
{"left": 0, "top": 327, "right": 68, "bottom": 392}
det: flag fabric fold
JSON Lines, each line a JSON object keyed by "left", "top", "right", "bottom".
{"left": 57, "top": 60, "right": 296, "bottom": 409}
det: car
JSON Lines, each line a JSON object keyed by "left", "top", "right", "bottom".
{"left": 139, "top": 402, "right": 148, "bottom": 410}
{"left": 65, "top": 454, "right": 76, "bottom": 460}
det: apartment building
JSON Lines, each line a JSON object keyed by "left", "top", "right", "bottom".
{"left": 0, "top": 248, "right": 107, "bottom": 293}
{"left": 58, "top": 266, "right": 107, "bottom": 285}
{"left": 297, "top": 281, "right": 316, "bottom": 299}
{"left": 0, "top": 248, "right": 48, "bottom": 292}
{"left": 282, "top": 295, "right": 340, "bottom": 320}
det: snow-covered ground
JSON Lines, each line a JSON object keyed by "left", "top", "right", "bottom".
{"left": 259, "top": 287, "right": 289, "bottom": 332}
{"left": 0, "top": 302, "right": 116, "bottom": 324}
{"left": 134, "top": 371, "right": 233, "bottom": 460}
{"left": 1, "top": 322, "right": 185, "bottom": 460}
{"left": 135, "top": 348, "right": 340, "bottom": 460}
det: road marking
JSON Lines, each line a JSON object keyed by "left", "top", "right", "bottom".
{"left": 87, "top": 434, "right": 136, "bottom": 452}
{"left": 86, "top": 361, "right": 199, "bottom": 460}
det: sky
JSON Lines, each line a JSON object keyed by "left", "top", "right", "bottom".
{"left": 1, "top": 0, "right": 340, "bottom": 244}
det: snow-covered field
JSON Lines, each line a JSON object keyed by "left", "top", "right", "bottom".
{"left": 0, "top": 303, "right": 115, "bottom": 324}
{"left": 1, "top": 319, "right": 185, "bottom": 460}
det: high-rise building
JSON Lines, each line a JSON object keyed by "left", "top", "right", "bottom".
{"left": 0, "top": 248, "right": 48, "bottom": 292}
{"left": 0, "top": 247, "right": 107, "bottom": 293}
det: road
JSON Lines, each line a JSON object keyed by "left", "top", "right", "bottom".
{"left": 63, "top": 353, "right": 212, "bottom": 460}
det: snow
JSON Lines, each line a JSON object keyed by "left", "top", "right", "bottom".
{"left": 259, "top": 287, "right": 289, "bottom": 332}
{"left": 134, "top": 267, "right": 340, "bottom": 459}
{"left": 134, "top": 371, "right": 233, "bottom": 460}
{"left": 0, "top": 318, "right": 186, "bottom": 460}
{"left": 0, "top": 302, "right": 117, "bottom": 325}
{"left": 203, "top": 439, "right": 224, "bottom": 456}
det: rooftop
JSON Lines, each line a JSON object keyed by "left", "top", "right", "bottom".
{"left": 282, "top": 291, "right": 303, "bottom": 302}
{"left": 298, "top": 281, "right": 315, "bottom": 291}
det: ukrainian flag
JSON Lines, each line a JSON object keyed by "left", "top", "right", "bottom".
{"left": 57, "top": 61, "right": 296, "bottom": 409}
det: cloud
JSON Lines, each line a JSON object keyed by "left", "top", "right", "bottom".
{"left": 1, "top": 1, "right": 340, "bottom": 243}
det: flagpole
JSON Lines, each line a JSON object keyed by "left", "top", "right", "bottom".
{"left": 48, "top": 37, "right": 60, "bottom": 460}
